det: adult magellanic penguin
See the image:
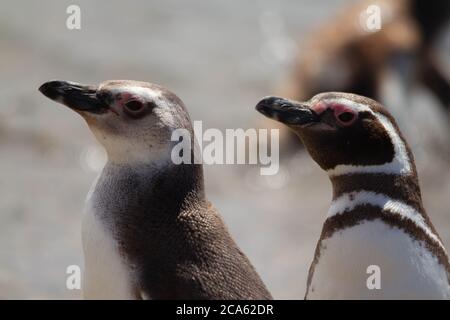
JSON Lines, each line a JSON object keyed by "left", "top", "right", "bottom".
{"left": 39, "top": 79, "right": 272, "bottom": 300}
{"left": 256, "top": 92, "right": 450, "bottom": 299}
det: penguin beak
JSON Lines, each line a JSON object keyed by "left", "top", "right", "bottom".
{"left": 39, "top": 80, "right": 108, "bottom": 114}
{"left": 255, "top": 96, "right": 318, "bottom": 126}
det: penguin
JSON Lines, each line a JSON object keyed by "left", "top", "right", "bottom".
{"left": 39, "top": 80, "right": 272, "bottom": 300}
{"left": 256, "top": 92, "right": 450, "bottom": 299}
{"left": 269, "top": 0, "right": 450, "bottom": 152}
{"left": 279, "top": 0, "right": 450, "bottom": 108}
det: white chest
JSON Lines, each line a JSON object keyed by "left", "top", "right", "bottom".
{"left": 81, "top": 192, "right": 136, "bottom": 300}
{"left": 307, "top": 219, "right": 450, "bottom": 299}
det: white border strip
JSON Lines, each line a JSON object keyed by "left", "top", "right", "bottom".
{"left": 328, "top": 191, "right": 445, "bottom": 251}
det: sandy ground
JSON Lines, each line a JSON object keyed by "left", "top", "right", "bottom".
{"left": 0, "top": 0, "right": 449, "bottom": 299}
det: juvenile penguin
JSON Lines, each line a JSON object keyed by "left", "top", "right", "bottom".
{"left": 256, "top": 92, "right": 450, "bottom": 299}
{"left": 39, "top": 80, "right": 272, "bottom": 300}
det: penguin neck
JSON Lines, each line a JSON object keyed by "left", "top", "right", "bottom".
{"left": 329, "top": 171, "right": 424, "bottom": 213}
{"left": 101, "top": 151, "right": 206, "bottom": 218}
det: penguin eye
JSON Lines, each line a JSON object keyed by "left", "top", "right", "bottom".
{"left": 123, "top": 100, "right": 146, "bottom": 118}
{"left": 336, "top": 112, "right": 356, "bottom": 125}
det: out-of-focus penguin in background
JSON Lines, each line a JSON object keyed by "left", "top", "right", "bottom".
{"left": 269, "top": 0, "right": 450, "bottom": 155}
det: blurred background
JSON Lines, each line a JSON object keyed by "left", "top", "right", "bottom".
{"left": 0, "top": 0, "right": 449, "bottom": 299}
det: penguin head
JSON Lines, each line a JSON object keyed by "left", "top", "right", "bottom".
{"left": 256, "top": 92, "right": 411, "bottom": 175}
{"left": 39, "top": 80, "right": 191, "bottom": 164}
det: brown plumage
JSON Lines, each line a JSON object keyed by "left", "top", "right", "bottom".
{"left": 256, "top": 92, "right": 450, "bottom": 299}
{"left": 40, "top": 80, "right": 272, "bottom": 300}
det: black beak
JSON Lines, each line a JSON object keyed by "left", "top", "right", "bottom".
{"left": 39, "top": 80, "right": 107, "bottom": 113}
{"left": 255, "top": 96, "right": 318, "bottom": 126}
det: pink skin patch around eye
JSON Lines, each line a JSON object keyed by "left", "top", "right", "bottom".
{"left": 117, "top": 93, "right": 143, "bottom": 106}
{"left": 311, "top": 102, "right": 358, "bottom": 125}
